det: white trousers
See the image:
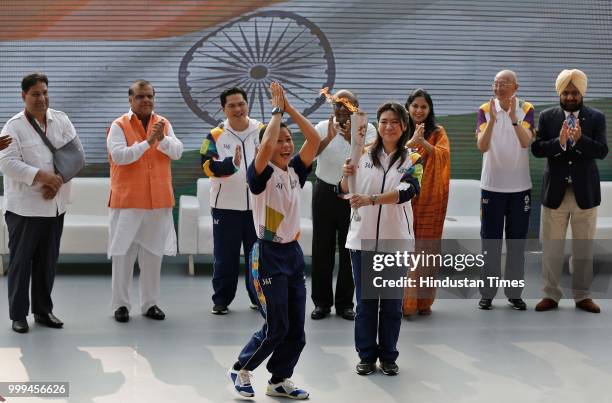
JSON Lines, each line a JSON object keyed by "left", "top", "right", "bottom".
{"left": 111, "top": 242, "right": 163, "bottom": 314}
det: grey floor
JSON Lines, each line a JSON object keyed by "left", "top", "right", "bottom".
{"left": 1, "top": 257, "right": 612, "bottom": 403}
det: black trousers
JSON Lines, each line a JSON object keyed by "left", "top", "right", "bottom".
{"left": 311, "top": 178, "right": 354, "bottom": 310}
{"left": 5, "top": 211, "right": 64, "bottom": 320}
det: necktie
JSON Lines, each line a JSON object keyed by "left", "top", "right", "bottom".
{"left": 567, "top": 113, "right": 576, "bottom": 147}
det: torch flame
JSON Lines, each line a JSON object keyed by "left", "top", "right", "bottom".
{"left": 320, "top": 87, "right": 359, "bottom": 113}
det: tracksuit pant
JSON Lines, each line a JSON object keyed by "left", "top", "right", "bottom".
{"left": 238, "top": 240, "right": 306, "bottom": 379}
{"left": 5, "top": 212, "right": 64, "bottom": 321}
{"left": 479, "top": 189, "right": 531, "bottom": 299}
{"left": 311, "top": 178, "right": 354, "bottom": 311}
{"left": 211, "top": 208, "right": 257, "bottom": 307}
{"left": 351, "top": 250, "right": 402, "bottom": 364}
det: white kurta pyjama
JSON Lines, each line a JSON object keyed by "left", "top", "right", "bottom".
{"left": 106, "top": 111, "right": 183, "bottom": 313}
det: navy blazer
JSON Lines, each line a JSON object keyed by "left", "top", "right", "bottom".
{"left": 532, "top": 105, "right": 608, "bottom": 209}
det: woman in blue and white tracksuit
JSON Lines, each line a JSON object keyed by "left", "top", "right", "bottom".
{"left": 228, "top": 82, "right": 320, "bottom": 399}
{"left": 341, "top": 102, "right": 423, "bottom": 376}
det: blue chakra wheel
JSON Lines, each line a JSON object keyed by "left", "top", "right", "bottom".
{"left": 179, "top": 10, "right": 335, "bottom": 126}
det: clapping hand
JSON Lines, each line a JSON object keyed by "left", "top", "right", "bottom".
{"left": 569, "top": 118, "right": 582, "bottom": 143}
{"left": 270, "top": 82, "right": 285, "bottom": 109}
{"left": 148, "top": 119, "right": 165, "bottom": 145}
{"left": 407, "top": 123, "right": 425, "bottom": 148}
{"left": 488, "top": 97, "right": 497, "bottom": 121}
{"left": 233, "top": 144, "right": 242, "bottom": 167}
{"left": 508, "top": 95, "right": 518, "bottom": 122}
{"left": 559, "top": 120, "right": 570, "bottom": 147}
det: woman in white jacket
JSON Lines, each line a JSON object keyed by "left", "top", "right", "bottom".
{"left": 341, "top": 102, "right": 423, "bottom": 376}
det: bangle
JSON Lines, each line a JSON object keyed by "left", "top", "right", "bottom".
{"left": 370, "top": 194, "right": 378, "bottom": 205}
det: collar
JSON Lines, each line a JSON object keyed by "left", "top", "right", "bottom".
{"left": 563, "top": 109, "right": 580, "bottom": 119}
{"left": 24, "top": 108, "right": 53, "bottom": 123}
{"left": 224, "top": 118, "right": 259, "bottom": 135}
{"left": 128, "top": 109, "right": 156, "bottom": 121}
{"left": 379, "top": 147, "right": 397, "bottom": 160}
{"left": 494, "top": 98, "right": 519, "bottom": 114}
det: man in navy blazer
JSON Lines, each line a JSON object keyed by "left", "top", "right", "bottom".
{"left": 532, "top": 69, "right": 608, "bottom": 313}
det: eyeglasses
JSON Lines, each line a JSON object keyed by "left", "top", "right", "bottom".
{"left": 492, "top": 81, "right": 513, "bottom": 88}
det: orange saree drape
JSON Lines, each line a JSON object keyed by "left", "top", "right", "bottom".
{"left": 403, "top": 126, "right": 451, "bottom": 315}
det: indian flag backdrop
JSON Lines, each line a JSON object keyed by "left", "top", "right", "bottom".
{"left": 1, "top": 0, "right": 611, "bottom": 233}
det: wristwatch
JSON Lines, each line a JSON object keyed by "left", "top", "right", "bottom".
{"left": 512, "top": 120, "right": 520, "bottom": 126}
{"left": 271, "top": 107, "right": 284, "bottom": 116}
{"left": 369, "top": 194, "right": 378, "bottom": 205}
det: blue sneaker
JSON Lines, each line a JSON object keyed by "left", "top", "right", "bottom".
{"left": 266, "top": 379, "right": 309, "bottom": 400}
{"left": 228, "top": 368, "right": 254, "bottom": 398}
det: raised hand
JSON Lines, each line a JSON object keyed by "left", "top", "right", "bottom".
{"left": 570, "top": 118, "right": 582, "bottom": 143}
{"left": 0, "top": 134, "right": 12, "bottom": 151}
{"left": 559, "top": 120, "right": 570, "bottom": 147}
{"left": 407, "top": 123, "right": 425, "bottom": 148}
{"left": 489, "top": 97, "right": 497, "bottom": 122}
{"left": 339, "top": 118, "right": 351, "bottom": 142}
{"left": 270, "top": 82, "right": 285, "bottom": 109}
{"left": 148, "top": 119, "right": 165, "bottom": 144}
{"left": 509, "top": 95, "right": 518, "bottom": 122}
{"left": 326, "top": 114, "right": 338, "bottom": 141}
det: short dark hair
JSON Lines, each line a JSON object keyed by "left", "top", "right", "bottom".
{"left": 128, "top": 79, "right": 155, "bottom": 96}
{"left": 21, "top": 72, "right": 48, "bottom": 93}
{"left": 220, "top": 87, "right": 248, "bottom": 107}
{"left": 259, "top": 122, "right": 291, "bottom": 142}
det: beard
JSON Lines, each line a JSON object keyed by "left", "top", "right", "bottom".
{"left": 560, "top": 98, "right": 583, "bottom": 113}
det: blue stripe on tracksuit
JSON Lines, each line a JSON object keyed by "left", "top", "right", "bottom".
{"left": 238, "top": 239, "right": 306, "bottom": 379}
{"left": 351, "top": 249, "right": 402, "bottom": 364}
{"left": 211, "top": 208, "right": 258, "bottom": 306}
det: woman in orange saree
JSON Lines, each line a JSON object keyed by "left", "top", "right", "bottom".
{"left": 402, "top": 89, "right": 450, "bottom": 316}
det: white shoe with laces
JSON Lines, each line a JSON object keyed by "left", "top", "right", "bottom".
{"left": 266, "top": 378, "right": 309, "bottom": 400}
{"left": 228, "top": 368, "right": 255, "bottom": 397}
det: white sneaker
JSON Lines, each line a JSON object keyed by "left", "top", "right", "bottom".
{"left": 228, "top": 368, "right": 255, "bottom": 397}
{"left": 266, "top": 379, "right": 309, "bottom": 399}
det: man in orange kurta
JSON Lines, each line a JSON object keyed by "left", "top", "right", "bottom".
{"left": 107, "top": 80, "right": 183, "bottom": 323}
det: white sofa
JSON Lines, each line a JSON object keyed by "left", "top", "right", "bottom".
{"left": 442, "top": 179, "right": 481, "bottom": 240}
{"left": 0, "top": 177, "right": 110, "bottom": 276}
{"left": 539, "top": 182, "right": 612, "bottom": 257}
{"left": 178, "top": 177, "right": 313, "bottom": 276}
{"left": 61, "top": 177, "right": 110, "bottom": 254}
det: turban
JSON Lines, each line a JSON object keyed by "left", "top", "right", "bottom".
{"left": 555, "top": 69, "right": 588, "bottom": 96}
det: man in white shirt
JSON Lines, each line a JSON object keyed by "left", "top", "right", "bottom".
{"left": 476, "top": 70, "right": 535, "bottom": 311}
{"left": 310, "top": 90, "right": 376, "bottom": 321}
{"left": 107, "top": 80, "right": 183, "bottom": 323}
{"left": 0, "top": 72, "right": 82, "bottom": 333}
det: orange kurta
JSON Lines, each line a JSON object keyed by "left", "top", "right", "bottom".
{"left": 403, "top": 126, "right": 451, "bottom": 315}
{"left": 108, "top": 113, "right": 174, "bottom": 209}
